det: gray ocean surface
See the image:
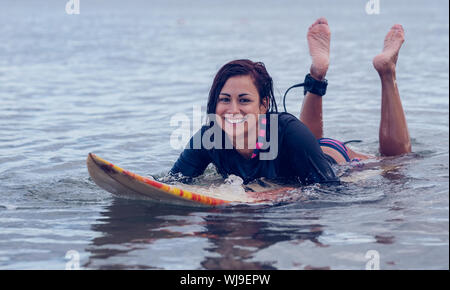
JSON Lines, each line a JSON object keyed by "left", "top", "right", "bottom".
{"left": 0, "top": 0, "right": 448, "bottom": 269}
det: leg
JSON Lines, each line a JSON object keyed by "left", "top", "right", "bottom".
{"left": 300, "top": 92, "right": 324, "bottom": 139}
{"left": 299, "top": 18, "right": 330, "bottom": 139}
{"left": 373, "top": 25, "right": 411, "bottom": 156}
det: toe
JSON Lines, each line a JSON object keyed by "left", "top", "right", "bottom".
{"left": 317, "top": 17, "right": 328, "bottom": 25}
{"left": 312, "top": 18, "right": 321, "bottom": 26}
{"left": 392, "top": 24, "right": 403, "bottom": 30}
{"left": 311, "top": 17, "right": 328, "bottom": 27}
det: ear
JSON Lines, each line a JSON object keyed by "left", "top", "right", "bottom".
{"left": 260, "top": 96, "right": 269, "bottom": 113}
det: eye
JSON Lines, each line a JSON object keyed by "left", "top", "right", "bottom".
{"left": 239, "top": 98, "right": 251, "bottom": 103}
{"left": 218, "top": 97, "right": 230, "bottom": 103}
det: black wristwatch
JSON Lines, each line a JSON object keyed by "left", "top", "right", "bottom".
{"left": 303, "top": 73, "right": 328, "bottom": 96}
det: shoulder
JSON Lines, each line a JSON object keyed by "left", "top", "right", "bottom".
{"left": 271, "top": 112, "right": 298, "bottom": 123}
{"left": 267, "top": 112, "right": 318, "bottom": 149}
{"left": 267, "top": 112, "right": 311, "bottom": 134}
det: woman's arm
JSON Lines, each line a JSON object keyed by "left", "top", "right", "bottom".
{"left": 169, "top": 127, "right": 212, "bottom": 178}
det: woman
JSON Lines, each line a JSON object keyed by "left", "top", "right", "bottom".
{"left": 169, "top": 18, "right": 411, "bottom": 185}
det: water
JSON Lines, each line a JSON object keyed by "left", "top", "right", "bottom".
{"left": 0, "top": 0, "right": 448, "bottom": 269}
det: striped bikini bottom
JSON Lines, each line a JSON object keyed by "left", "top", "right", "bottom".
{"left": 318, "top": 138, "right": 361, "bottom": 164}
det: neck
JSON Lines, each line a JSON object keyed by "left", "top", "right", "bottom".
{"left": 236, "top": 148, "right": 254, "bottom": 160}
{"left": 231, "top": 124, "right": 259, "bottom": 159}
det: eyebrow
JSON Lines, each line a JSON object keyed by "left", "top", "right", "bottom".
{"left": 219, "top": 93, "right": 251, "bottom": 97}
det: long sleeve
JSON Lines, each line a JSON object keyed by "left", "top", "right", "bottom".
{"left": 169, "top": 127, "right": 212, "bottom": 178}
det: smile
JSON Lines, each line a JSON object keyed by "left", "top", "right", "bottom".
{"left": 224, "top": 116, "right": 248, "bottom": 124}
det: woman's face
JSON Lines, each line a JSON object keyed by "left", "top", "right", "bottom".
{"left": 215, "top": 75, "right": 268, "bottom": 145}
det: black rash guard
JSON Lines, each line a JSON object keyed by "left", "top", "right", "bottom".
{"left": 170, "top": 112, "right": 339, "bottom": 185}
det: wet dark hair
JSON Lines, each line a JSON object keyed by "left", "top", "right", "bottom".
{"left": 206, "top": 59, "right": 278, "bottom": 115}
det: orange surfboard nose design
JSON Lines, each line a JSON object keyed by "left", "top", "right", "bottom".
{"left": 87, "top": 153, "right": 231, "bottom": 207}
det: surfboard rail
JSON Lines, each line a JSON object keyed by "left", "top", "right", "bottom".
{"left": 87, "top": 153, "right": 231, "bottom": 207}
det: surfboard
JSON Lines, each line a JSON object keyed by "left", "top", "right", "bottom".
{"left": 87, "top": 153, "right": 295, "bottom": 207}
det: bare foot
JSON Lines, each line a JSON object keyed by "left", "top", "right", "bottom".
{"left": 373, "top": 24, "right": 405, "bottom": 75}
{"left": 307, "top": 17, "right": 330, "bottom": 81}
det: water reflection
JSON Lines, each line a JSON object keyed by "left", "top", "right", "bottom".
{"left": 85, "top": 199, "right": 326, "bottom": 269}
{"left": 200, "top": 209, "right": 326, "bottom": 269}
{"left": 85, "top": 200, "right": 195, "bottom": 269}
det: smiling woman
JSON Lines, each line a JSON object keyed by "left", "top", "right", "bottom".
{"left": 169, "top": 59, "right": 340, "bottom": 185}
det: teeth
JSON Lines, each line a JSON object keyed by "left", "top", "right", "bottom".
{"left": 225, "top": 117, "right": 247, "bottom": 124}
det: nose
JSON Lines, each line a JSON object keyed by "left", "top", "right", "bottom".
{"left": 229, "top": 99, "right": 240, "bottom": 115}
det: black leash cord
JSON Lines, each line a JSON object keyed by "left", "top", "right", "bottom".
{"left": 282, "top": 80, "right": 364, "bottom": 145}
{"left": 282, "top": 82, "right": 305, "bottom": 113}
